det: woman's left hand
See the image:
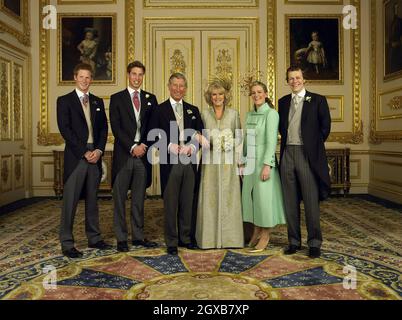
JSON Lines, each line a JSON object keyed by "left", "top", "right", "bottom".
{"left": 260, "top": 165, "right": 271, "bottom": 181}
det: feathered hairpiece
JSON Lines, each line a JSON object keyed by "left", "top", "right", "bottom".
{"left": 239, "top": 69, "right": 264, "bottom": 96}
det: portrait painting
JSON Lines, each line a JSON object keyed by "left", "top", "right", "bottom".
{"left": 58, "top": 15, "right": 115, "bottom": 84}
{"left": 1, "top": 0, "right": 21, "bottom": 19}
{"left": 384, "top": 0, "right": 402, "bottom": 80}
{"left": 287, "top": 16, "right": 341, "bottom": 82}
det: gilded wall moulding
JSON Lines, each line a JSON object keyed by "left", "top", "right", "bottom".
{"left": 38, "top": 0, "right": 135, "bottom": 145}
{"left": 370, "top": 0, "right": 402, "bottom": 143}
{"left": 0, "top": 0, "right": 30, "bottom": 46}
{"left": 13, "top": 64, "right": 22, "bottom": 140}
{"left": 143, "top": 0, "right": 258, "bottom": 8}
{"left": 388, "top": 96, "right": 402, "bottom": 110}
{"left": 0, "top": 59, "right": 11, "bottom": 141}
{"left": 266, "top": 0, "right": 276, "bottom": 104}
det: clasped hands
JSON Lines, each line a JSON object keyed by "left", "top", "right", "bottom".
{"left": 131, "top": 143, "right": 148, "bottom": 158}
{"left": 84, "top": 149, "right": 102, "bottom": 164}
{"left": 169, "top": 144, "right": 194, "bottom": 156}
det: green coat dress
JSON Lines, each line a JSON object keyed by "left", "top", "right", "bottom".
{"left": 242, "top": 103, "right": 286, "bottom": 228}
{"left": 196, "top": 107, "right": 244, "bottom": 249}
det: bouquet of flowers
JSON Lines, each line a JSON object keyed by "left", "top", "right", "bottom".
{"left": 220, "top": 129, "right": 234, "bottom": 152}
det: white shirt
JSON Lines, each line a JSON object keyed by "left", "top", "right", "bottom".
{"left": 291, "top": 88, "right": 306, "bottom": 109}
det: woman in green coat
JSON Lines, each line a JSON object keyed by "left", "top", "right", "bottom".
{"left": 240, "top": 81, "right": 286, "bottom": 252}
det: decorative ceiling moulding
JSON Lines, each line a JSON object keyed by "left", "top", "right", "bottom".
{"left": 57, "top": 0, "right": 117, "bottom": 4}
{"left": 143, "top": 0, "right": 259, "bottom": 8}
{"left": 370, "top": 0, "right": 402, "bottom": 143}
{"left": 284, "top": 0, "right": 344, "bottom": 4}
{"left": 0, "top": 0, "right": 30, "bottom": 46}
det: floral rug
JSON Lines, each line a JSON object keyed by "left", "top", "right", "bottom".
{"left": 0, "top": 197, "right": 401, "bottom": 300}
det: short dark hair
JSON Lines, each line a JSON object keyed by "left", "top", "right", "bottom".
{"left": 286, "top": 66, "right": 305, "bottom": 81}
{"left": 127, "top": 61, "right": 146, "bottom": 74}
{"left": 73, "top": 63, "right": 93, "bottom": 77}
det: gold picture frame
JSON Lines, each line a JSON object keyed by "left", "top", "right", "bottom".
{"left": 286, "top": 15, "right": 343, "bottom": 84}
{"left": 383, "top": 0, "right": 402, "bottom": 82}
{"left": 58, "top": 14, "right": 116, "bottom": 85}
{"left": 0, "top": 0, "right": 29, "bottom": 46}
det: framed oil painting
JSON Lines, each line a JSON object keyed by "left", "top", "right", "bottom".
{"left": 1, "top": 0, "right": 21, "bottom": 20}
{"left": 58, "top": 14, "right": 116, "bottom": 84}
{"left": 287, "top": 16, "right": 342, "bottom": 83}
{"left": 384, "top": 0, "right": 402, "bottom": 81}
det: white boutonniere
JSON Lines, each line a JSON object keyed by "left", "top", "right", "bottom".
{"left": 147, "top": 102, "right": 151, "bottom": 106}
{"left": 145, "top": 94, "right": 150, "bottom": 99}
{"left": 305, "top": 96, "right": 312, "bottom": 103}
{"left": 187, "top": 109, "right": 193, "bottom": 115}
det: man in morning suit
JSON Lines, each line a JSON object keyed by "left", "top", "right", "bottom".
{"left": 109, "top": 61, "right": 159, "bottom": 252}
{"left": 278, "top": 66, "right": 331, "bottom": 259}
{"left": 150, "top": 73, "right": 204, "bottom": 255}
{"left": 57, "top": 63, "right": 110, "bottom": 258}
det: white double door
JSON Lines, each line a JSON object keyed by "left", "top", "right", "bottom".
{"left": 144, "top": 25, "right": 257, "bottom": 195}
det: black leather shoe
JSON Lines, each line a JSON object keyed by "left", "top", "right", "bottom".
{"left": 284, "top": 245, "right": 302, "bottom": 255}
{"left": 308, "top": 247, "right": 321, "bottom": 258}
{"left": 62, "top": 247, "right": 83, "bottom": 258}
{"left": 167, "top": 246, "right": 178, "bottom": 255}
{"left": 89, "top": 240, "right": 112, "bottom": 250}
{"left": 117, "top": 241, "right": 129, "bottom": 252}
{"left": 132, "top": 239, "right": 158, "bottom": 248}
{"left": 184, "top": 243, "right": 198, "bottom": 250}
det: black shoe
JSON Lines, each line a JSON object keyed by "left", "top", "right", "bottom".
{"left": 62, "top": 247, "right": 83, "bottom": 258}
{"left": 89, "top": 240, "right": 112, "bottom": 250}
{"left": 132, "top": 239, "right": 158, "bottom": 248}
{"left": 184, "top": 243, "right": 198, "bottom": 250}
{"left": 284, "top": 245, "right": 302, "bottom": 255}
{"left": 167, "top": 246, "right": 178, "bottom": 255}
{"left": 117, "top": 241, "right": 129, "bottom": 252}
{"left": 308, "top": 247, "right": 321, "bottom": 258}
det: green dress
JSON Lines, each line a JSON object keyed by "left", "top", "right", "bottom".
{"left": 196, "top": 107, "right": 244, "bottom": 249}
{"left": 242, "top": 103, "right": 286, "bottom": 227}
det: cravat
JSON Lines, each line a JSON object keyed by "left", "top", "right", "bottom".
{"left": 82, "top": 94, "right": 89, "bottom": 107}
{"left": 133, "top": 91, "right": 140, "bottom": 112}
{"left": 175, "top": 102, "right": 183, "bottom": 118}
{"left": 289, "top": 95, "right": 300, "bottom": 121}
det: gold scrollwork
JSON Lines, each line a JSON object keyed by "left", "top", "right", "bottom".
{"left": 239, "top": 68, "right": 264, "bottom": 96}
{"left": 388, "top": 96, "right": 402, "bottom": 110}
{"left": 1, "top": 60, "right": 10, "bottom": 139}
{"left": 266, "top": 0, "right": 276, "bottom": 103}
{"left": 13, "top": 64, "right": 22, "bottom": 139}
{"left": 170, "top": 49, "right": 186, "bottom": 74}
{"left": 215, "top": 49, "right": 233, "bottom": 81}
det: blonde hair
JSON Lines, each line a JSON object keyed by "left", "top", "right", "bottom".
{"left": 204, "top": 79, "right": 232, "bottom": 107}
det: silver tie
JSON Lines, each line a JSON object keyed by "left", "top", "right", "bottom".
{"left": 289, "top": 95, "right": 299, "bottom": 121}
{"left": 175, "top": 102, "right": 183, "bottom": 118}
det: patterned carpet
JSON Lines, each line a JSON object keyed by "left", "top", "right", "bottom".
{"left": 0, "top": 197, "right": 401, "bottom": 300}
